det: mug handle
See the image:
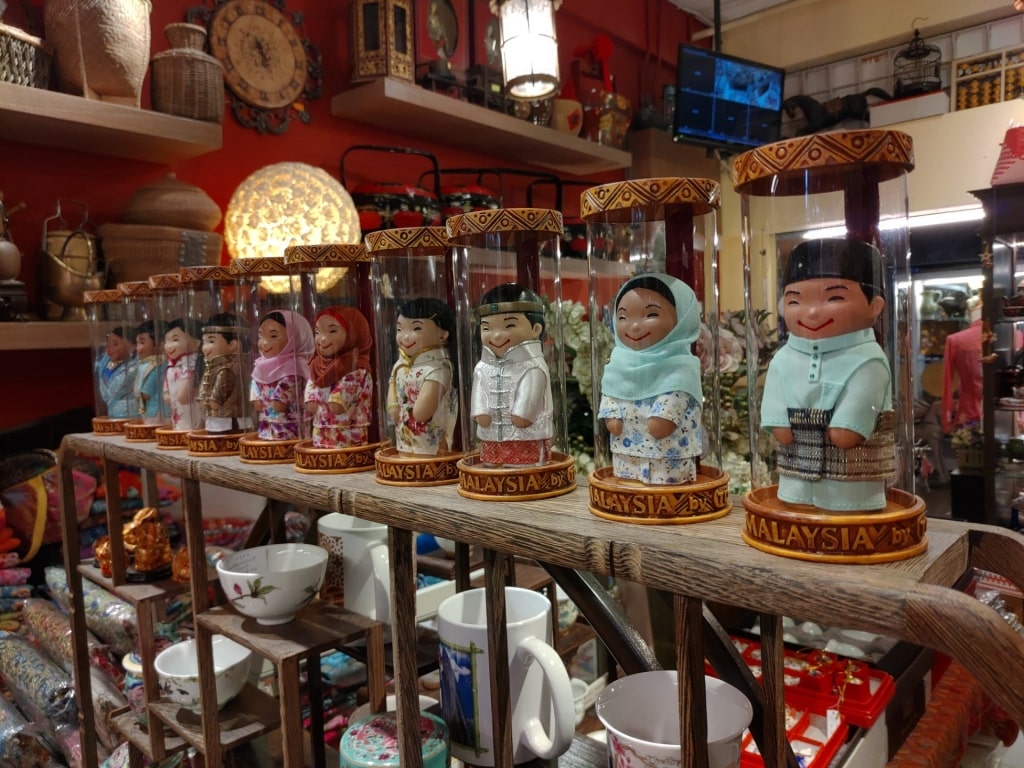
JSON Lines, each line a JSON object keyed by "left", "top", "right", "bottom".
{"left": 513, "top": 636, "right": 575, "bottom": 759}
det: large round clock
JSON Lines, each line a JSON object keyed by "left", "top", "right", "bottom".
{"left": 208, "top": 0, "right": 307, "bottom": 109}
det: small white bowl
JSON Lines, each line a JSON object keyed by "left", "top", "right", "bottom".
{"left": 155, "top": 636, "right": 253, "bottom": 712}
{"left": 217, "top": 543, "right": 328, "bottom": 625}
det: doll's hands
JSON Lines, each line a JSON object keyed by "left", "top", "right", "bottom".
{"left": 305, "top": 401, "right": 320, "bottom": 415}
{"left": 647, "top": 416, "right": 676, "bottom": 440}
{"left": 387, "top": 403, "right": 400, "bottom": 423}
{"left": 475, "top": 414, "right": 492, "bottom": 427}
{"left": 772, "top": 426, "right": 794, "bottom": 445}
{"left": 251, "top": 399, "right": 264, "bottom": 413}
{"left": 827, "top": 427, "right": 865, "bottom": 449}
{"left": 511, "top": 415, "right": 533, "bottom": 428}
{"left": 605, "top": 418, "right": 623, "bottom": 436}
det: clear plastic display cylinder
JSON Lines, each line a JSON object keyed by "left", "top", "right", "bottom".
{"left": 580, "top": 177, "right": 721, "bottom": 478}
{"left": 229, "top": 256, "right": 312, "bottom": 462}
{"left": 446, "top": 208, "right": 569, "bottom": 468}
{"left": 732, "top": 129, "right": 915, "bottom": 494}
{"left": 148, "top": 272, "right": 191, "bottom": 447}
{"left": 118, "top": 280, "right": 170, "bottom": 438}
{"left": 284, "top": 243, "right": 381, "bottom": 468}
{"left": 84, "top": 288, "right": 135, "bottom": 433}
{"left": 365, "top": 227, "right": 465, "bottom": 484}
{"left": 182, "top": 264, "right": 250, "bottom": 453}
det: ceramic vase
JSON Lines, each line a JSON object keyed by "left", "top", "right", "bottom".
{"left": 44, "top": 0, "right": 152, "bottom": 106}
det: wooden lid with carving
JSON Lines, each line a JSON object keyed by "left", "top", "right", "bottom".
{"left": 364, "top": 227, "right": 448, "bottom": 255}
{"left": 580, "top": 177, "right": 721, "bottom": 223}
{"left": 446, "top": 208, "right": 563, "bottom": 240}
{"left": 733, "top": 129, "right": 914, "bottom": 197}
{"left": 284, "top": 243, "right": 368, "bottom": 268}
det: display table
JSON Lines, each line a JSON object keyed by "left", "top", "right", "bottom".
{"left": 59, "top": 433, "right": 1024, "bottom": 768}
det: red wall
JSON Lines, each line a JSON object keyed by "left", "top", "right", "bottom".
{"left": 0, "top": 0, "right": 701, "bottom": 433}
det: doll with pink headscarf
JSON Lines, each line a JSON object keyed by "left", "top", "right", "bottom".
{"left": 304, "top": 306, "right": 374, "bottom": 448}
{"left": 249, "top": 310, "right": 315, "bottom": 441}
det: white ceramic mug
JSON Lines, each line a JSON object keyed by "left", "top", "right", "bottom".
{"left": 318, "top": 513, "right": 392, "bottom": 621}
{"left": 437, "top": 586, "right": 575, "bottom": 766}
{"left": 596, "top": 671, "right": 753, "bottom": 768}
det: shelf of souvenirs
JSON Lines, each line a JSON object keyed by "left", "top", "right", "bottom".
{"left": 330, "top": 76, "right": 632, "bottom": 176}
{"left": 0, "top": 320, "right": 91, "bottom": 350}
{"left": 0, "top": 81, "right": 222, "bottom": 163}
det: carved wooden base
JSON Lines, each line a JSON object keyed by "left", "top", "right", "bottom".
{"left": 92, "top": 417, "right": 127, "bottom": 435}
{"left": 239, "top": 434, "right": 298, "bottom": 464}
{"left": 741, "top": 485, "right": 928, "bottom": 563}
{"left": 293, "top": 439, "right": 380, "bottom": 474}
{"left": 154, "top": 427, "right": 189, "bottom": 450}
{"left": 374, "top": 446, "right": 461, "bottom": 486}
{"left": 588, "top": 466, "right": 732, "bottom": 524}
{"left": 456, "top": 451, "right": 576, "bottom": 501}
{"left": 124, "top": 420, "right": 160, "bottom": 443}
{"left": 186, "top": 429, "right": 242, "bottom": 457}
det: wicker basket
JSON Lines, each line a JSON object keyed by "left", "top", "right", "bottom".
{"left": 0, "top": 22, "right": 53, "bottom": 88}
{"left": 151, "top": 24, "right": 224, "bottom": 123}
{"left": 98, "top": 223, "right": 222, "bottom": 284}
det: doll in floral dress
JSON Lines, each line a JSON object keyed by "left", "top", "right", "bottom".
{"left": 386, "top": 297, "right": 458, "bottom": 456}
{"left": 599, "top": 273, "right": 704, "bottom": 485}
{"left": 304, "top": 306, "right": 374, "bottom": 448}
{"left": 96, "top": 326, "right": 137, "bottom": 419}
{"left": 163, "top": 319, "right": 202, "bottom": 431}
{"left": 249, "top": 310, "right": 315, "bottom": 441}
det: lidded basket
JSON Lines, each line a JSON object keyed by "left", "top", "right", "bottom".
{"left": 151, "top": 22, "right": 225, "bottom": 123}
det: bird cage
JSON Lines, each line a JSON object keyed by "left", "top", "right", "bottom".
{"left": 894, "top": 29, "right": 942, "bottom": 98}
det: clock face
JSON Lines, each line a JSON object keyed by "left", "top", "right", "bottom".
{"left": 209, "top": 0, "right": 308, "bottom": 110}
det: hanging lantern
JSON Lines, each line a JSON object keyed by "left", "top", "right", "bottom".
{"left": 489, "top": 0, "right": 561, "bottom": 101}
{"left": 893, "top": 29, "right": 941, "bottom": 98}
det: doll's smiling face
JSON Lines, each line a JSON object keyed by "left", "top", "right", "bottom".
{"left": 782, "top": 277, "right": 883, "bottom": 340}
{"left": 136, "top": 332, "right": 155, "bottom": 359}
{"left": 315, "top": 314, "right": 347, "bottom": 359}
{"left": 615, "top": 287, "right": 676, "bottom": 351}
{"left": 164, "top": 327, "right": 196, "bottom": 360}
{"left": 396, "top": 314, "right": 448, "bottom": 358}
{"left": 258, "top": 317, "right": 287, "bottom": 359}
{"left": 480, "top": 313, "right": 540, "bottom": 358}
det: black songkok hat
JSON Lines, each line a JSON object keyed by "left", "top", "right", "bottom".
{"left": 784, "top": 238, "right": 883, "bottom": 295}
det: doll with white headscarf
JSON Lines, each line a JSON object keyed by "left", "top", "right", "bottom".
{"left": 599, "top": 273, "right": 704, "bottom": 485}
{"left": 249, "top": 309, "right": 315, "bottom": 441}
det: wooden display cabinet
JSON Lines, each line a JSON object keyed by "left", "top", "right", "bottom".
{"left": 59, "top": 433, "right": 1024, "bottom": 768}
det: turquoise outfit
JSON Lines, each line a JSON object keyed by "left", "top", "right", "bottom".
{"left": 761, "top": 328, "right": 893, "bottom": 511}
{"left": 95, "top": 351, "right": 137, "bottom": 419}
{"left": 135, "top": 355, "right": 167, "bottom": 423}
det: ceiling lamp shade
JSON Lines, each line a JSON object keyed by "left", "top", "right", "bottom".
{"left": 224, "top": 162, "right": 361, "bottom": 261}
{"left": 490, "top": 0, "right": 561, "bottom": 101}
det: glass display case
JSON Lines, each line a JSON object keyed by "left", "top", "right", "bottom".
{"left": 972, "top": 183, "right": 1024, "bottom": 527}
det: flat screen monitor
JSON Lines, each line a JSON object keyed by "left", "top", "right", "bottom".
{"left": 674, "top": 43, "right": 784, "bottom": 154}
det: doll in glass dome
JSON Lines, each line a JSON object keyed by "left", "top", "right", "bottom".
{"left": 760, "top": 238, "right": 895, "bottom": 512}
{"left": 249, "top": 310, "right": 315, "bottom": 441}
{"left": 163, "top": 318, "right": 202, "bottom": 431}
{"left": 197, "top": 313, "right": 250, "bottom": 435}
{"left": 304, "top": 306, "right": 374, "bottom": 448}
{"left": 134, "top": 319, "right": 167, "bottom": 424}
{"left": 96, "top": 325, "right": 137, "bottom": 419}
{"left": 599, "top": 273, "right": 704, "bottom": 485}
{"left": 386, "top": 297, "right": 458, "bottom": 456}
{"left": 471, "top": 283, "right": 553, "bottom": 467}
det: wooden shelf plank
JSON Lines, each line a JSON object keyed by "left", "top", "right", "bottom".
{"left": 148, "top": 684, "right": 281, "bottom": 752}
{"left": 330, "top": 77, "right": 631, "bottom": 176}
{"left": 110, "top": 708, "right": 188, "bottom": 761}
{"left": 78, "top": 561, "right": 207, "bottom": 606}
{"left": 0, "top": 320, "right": 90, "bottom": 350}
{"left": 0, "top": 82, "right": 222, "bottom": 164}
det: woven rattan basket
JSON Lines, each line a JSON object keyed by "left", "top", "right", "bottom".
{"left": 98, "top": 223, "right": 222, "bottom": 284}
{"left": 0, "top": 22, "right": 52, "bottom": 88}
{"left": 151, "top": 24, "right": 224, "bottom": 123}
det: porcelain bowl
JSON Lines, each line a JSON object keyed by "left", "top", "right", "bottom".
{"left": 217, "top": 543, "right": 329, "bottom": 625}
{"left": 154, "top": 635, "right": 253, "bottom": 712}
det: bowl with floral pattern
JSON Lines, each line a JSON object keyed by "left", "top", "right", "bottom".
{"left": 154, "top": 635, "right": 253, "bottom": 711}
{"left": 216, "top": 543, "right": 329, "bottom": 625}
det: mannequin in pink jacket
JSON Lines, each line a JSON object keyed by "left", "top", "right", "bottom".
{"left": 941, "top": 297, "right": 983, "bottom": 433}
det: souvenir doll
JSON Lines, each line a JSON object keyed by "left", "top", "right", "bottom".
{"left": 163, "top": 319, "right": 202, "bottom": 431}
{"left": 760, "top": 238, "right": 895, "bottom": 512}
{"left": 197, "top": 313, "right": 250, "bottom": 435}
{"left": 134, "top": 320, "right": 167, "bottom": 424}
{"left": 249, "top": 310, "right": 315, "bottom": 441}
{"left": 386, "top": 297, "right": 458, "bottom": 456}
{"left": 304, "top": 306, "right": 374, "bottom": 448}
{"left": 599, "top": 273, "right": 704, "bottom": 485}
{"left": 470, "top": 283, "right": 552, "bottom": 466}
{"left": 96, "top": 326, "right": 137, "bottom": 419}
